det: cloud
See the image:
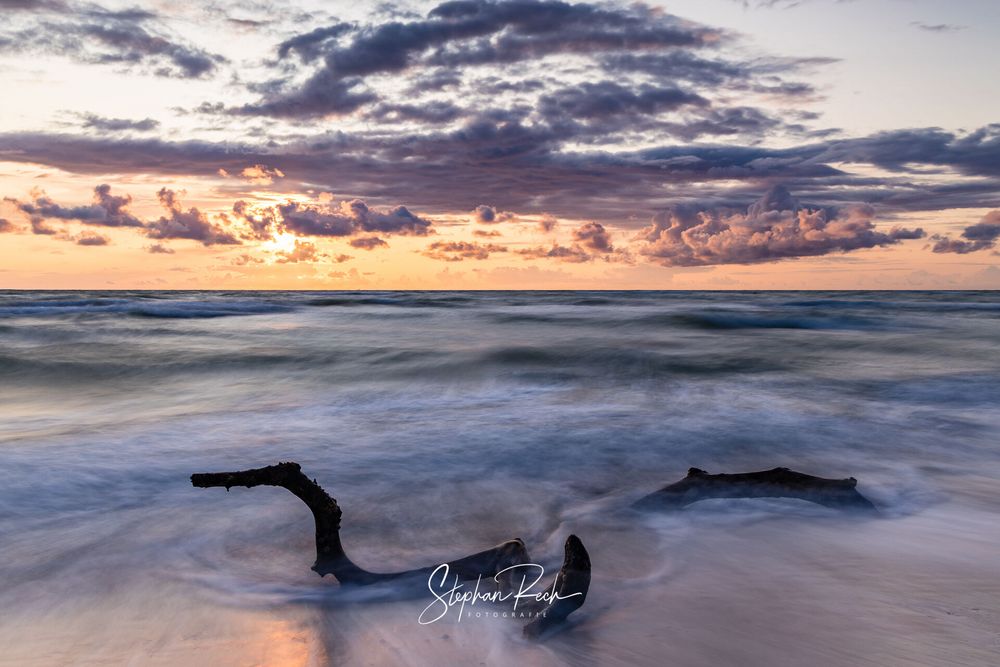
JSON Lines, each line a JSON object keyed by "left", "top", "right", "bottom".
{"left": 228, "top": 0, "right": 824, "bottom": 125}
{"left": 276, "top": 201, "right": 355, "bottom": 237}
{"left": 538, "top": 82, "right": 707, "bottom": 121}
{"left": 3, "top": 124, "right": 1000, "bottom": 224}
{"left": 75, "top": 232, "right": 109, "bottom": 246}
{"left": 517, "top": 220, "right": 620, "bottom": 263}
{"left": 422, "top": 240, "right": 507, "bottom": 261}
{"left": 146, "top": 188, "right": 240, "bottom": 245}
{"left": 911, "top": 22, "right": 965, "bottom": 33}
{"left": 276, "top": 239, "right": 321, "bottom": 263}
{"left": 635, "top": 185, "right": 924, "bottom": 266}
{"left": 0, "top": 218, "right": 16, "bottom": 233}
{"left": 232, "top": 200, "right": 277, "bottom": 240}
{"left": 77, "top": 113, "right": 160, "bottom": 132}
{"left": 931, "top": 211, "right": 1000, "bottom": 254}
{"left": 572, "top": 221, "right": 613, "bottom": 252}
{"left": 366, "top": 101, "right": 464, "bottom": 124}
{"left": 278, "top": 199, "right": 432, "bottom": 237}
{"left": 233, "top": 72, "right": 376, "bottom": 118}
{"left": 231, "top": 253, "right": 264, "bottom": 265}
{"left": 0, "top": 0, "right": 68, "bottom": 11}
{"left": 0, "top": 2, "right": 995, "bottom": 235}
{"left": 0, "top": 3, "right": 224, "bottom": 78}
{"left": 30, "top": 218, "right": 58, "bottom": 235}
{"left": 472, "top": 204, "right": 516, "bottom": 224}
{"left": 238, "top": 164, "right": 285, "bottom": 185}
{"left": 12, "top": 184, "right": 144, "bottom": 227}
{"left": 146, "top": 243, "right": 174, "bottom": 254}
{"left": 517, "top": 243, "right": 594, "bottom": 263}
{"left": 349, "top": 236, "right": 388, "bottom": 250}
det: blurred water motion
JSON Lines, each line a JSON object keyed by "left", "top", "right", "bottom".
{"left": 1, "top": 290, "right": 999, "bottom": 666}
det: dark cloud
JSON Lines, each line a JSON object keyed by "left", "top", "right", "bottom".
{"left": 0, "top": 4, "right": 224, "bottom": 78}
{"left": 0, "top": 0, "right": 67, "bottom": 10}
{"left": 518, "top": 220, "right": 619, "bottom": 263}
{"left": 538, "top": 82, "right": 707, "bottom": 122}
{"left": 366, "top": 101, "right": 465, "bottom": 124}
{"left": 572, "top": 221, "right": 613, "bottom": 252}
{"left": 306, "top": 0, "right": 715, "bottom": 81}
{"left": 0, "top": 218, "right": 16, "bottom": 233}
{"left": 276, "top": 23, "right": 353, "bottom": 61}
{"left": 277, "top": 201, "right": 355, "bottom": 237}
{"left": 473, "top": 204, "right": 515, "bottom": 224}
{"left": 635, "top": 185, "right": 924, "bottom": 266}
{"left": 13, "top": 184, "right": 144, "bottom": 227}
{"left": 146, "top": 243, "right": 174, "bottom": 254}
{"left": 349, "top": 236, "right": 388, "bottom": 250}
{"left": 234, "top": 71, "right": 376, "bottom": 117}
{"left": 931, "top": 211, "right": 1000, "bottom": 254}
{"left": 277, "top": 199, "right": 432, "bottom": 237}
{"left": 344, "top": 200, "right": 432, "bottom": 235}
{"left": 422, "top": 240, "right": 506, "bottom": 260}
{"left": 75, "top": 232, "right": 109, "bottom": 246}
{"left": 3, "top": 124, "right": 1000, "bottom": 225}
{"left": 77, "top": 113, "right": 160, "bottom": 132}
{"left": 816, "top": 125, "right": 1000, "bottom": 178}
{"left": 231, "top": 0, "right": 820, "bottom": 124}
{"left": 146, "top": 188, "right": 240, "bottom": 245}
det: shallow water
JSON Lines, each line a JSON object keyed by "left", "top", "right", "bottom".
{"left": 1, "top": 290, "right": 999, "bottom": 666}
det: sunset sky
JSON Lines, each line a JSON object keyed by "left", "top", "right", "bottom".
{"left": 1, "top": 0, "right": 998, "bottom": 289}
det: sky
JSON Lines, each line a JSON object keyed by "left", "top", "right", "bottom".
{"left": 0, "top": 0, "right": 999, "bottom": 289}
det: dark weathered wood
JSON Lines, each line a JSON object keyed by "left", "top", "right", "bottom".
{"left": 523, "top": 534, "right": 591, "bottom": 638}
{"left": 191, "top": 461, "right": 591, "bottom": 637}
{"left": 633, "top": 467, "right": 878, "bottom": 513}
{"left": 191, "top": 461, "right": 533, "bottom": 585}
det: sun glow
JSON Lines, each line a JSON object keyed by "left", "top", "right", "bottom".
{"left": 261, "top": 231, "right": 300, "bottom": 256}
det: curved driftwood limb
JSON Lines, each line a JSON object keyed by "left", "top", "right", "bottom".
{"left": 191, "top": 461, "right": 531, "bottom": 585}
{"left": 523, "top": 535, "right": 591, "bottom": 639}
{"left": 633, "top": 467, "right": 878, "bottom": 513}
{"left": 191, "top": 461, "right": 591, "bottom": 636}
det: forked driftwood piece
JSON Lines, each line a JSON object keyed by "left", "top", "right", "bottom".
{"left": 191, "top": 461, "right": 590, "bottom": 636}
{"left": 634, "top": 467, "right": 877, "bottom": 513}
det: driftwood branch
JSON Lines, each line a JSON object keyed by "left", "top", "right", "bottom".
{"left": 634, "top": 467, "right": 877, "bottom": 513}
{"left": 191, "top": 461, "right": 590, "bottom": 636}
{"left": 191, "top": 462, "right": 874, "bottom": 640}
{"left": 523, "top": 534, "right": 591, "bottom": 638}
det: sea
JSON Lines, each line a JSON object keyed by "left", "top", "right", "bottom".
{"left": 1, "top": 290, "right": 998, "bottom": 666}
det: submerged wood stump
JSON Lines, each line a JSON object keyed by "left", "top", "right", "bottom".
{"left": 634, "top": 466, "right": 878, "bottom": 513}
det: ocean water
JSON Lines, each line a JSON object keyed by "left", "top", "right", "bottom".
{"left": 1, "top": 290, "right": 999, "bottom": 666}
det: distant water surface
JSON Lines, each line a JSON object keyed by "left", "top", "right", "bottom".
{"left": 1, "top": 291, "right": 998, "bottom": 666}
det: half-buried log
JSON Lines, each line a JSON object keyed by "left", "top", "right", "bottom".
{"left": 634, "top": 466, "right": 878, "bottom": 513}
{"left": 191, "top": 461, "right": 591, "bottom": 637}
